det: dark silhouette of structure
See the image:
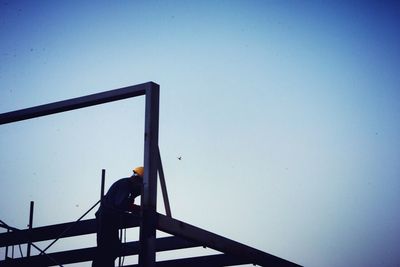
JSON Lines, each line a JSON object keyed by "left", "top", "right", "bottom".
{"left": 0, "top": 82, "right": 301, "bottom": 266}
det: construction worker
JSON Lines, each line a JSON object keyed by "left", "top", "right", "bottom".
{"left": 92, "top": 167, "right": 144, "bottom": 267}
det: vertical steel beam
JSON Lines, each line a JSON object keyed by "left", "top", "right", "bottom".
{"left": 139, "top": 82, "right": 159, "bottom": 267}
{"left": 27, "top": 201, "right": 34, "bottom": 257}
{"left": 5, "top": 229, "right": 9, "bottom": 260}
{"left": 100, "top": 169, "right": 106, "bottom": 200}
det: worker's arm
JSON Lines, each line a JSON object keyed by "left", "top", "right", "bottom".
{"left": 127, "top": 178, "right": 142, "bottom": 213}
{"left": 129, "top": 203, "right": 141, "bottom": 213}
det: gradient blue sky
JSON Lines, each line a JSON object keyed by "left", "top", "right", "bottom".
{"left": 1, "top": 1, "right": 400, "bottom": 266}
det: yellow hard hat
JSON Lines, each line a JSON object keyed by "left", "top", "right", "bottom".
{"left": 133, "top": 166, "right": 144, "bottom": 177}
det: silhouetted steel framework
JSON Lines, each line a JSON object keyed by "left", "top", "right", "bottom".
{"left": 0, "top": 82, "right": 301, "bottom": 267}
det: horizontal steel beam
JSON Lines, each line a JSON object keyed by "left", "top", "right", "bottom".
{"left": 0, "top": 219, "right": 95, "bottom": 247}
{"left": 0, "top": 82, "right": 157, "bottom": 125}
{"left": 0, "top": 215, "right": 140, "bottom": 247}
{"left": 125, "top": 254, "right": 251, "bottom": 267}
{"left": 0, "top": 245, "right": 95, "bottom": 266}
{"left": 157, "top": 213, "right": 302, "bottom": 267}
{"left": 0, "top": 236, "right": 199, "bottom": 267}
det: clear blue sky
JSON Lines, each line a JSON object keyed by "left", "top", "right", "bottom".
{"left": 1, "top": 1, "right": 400, "bottom": 266}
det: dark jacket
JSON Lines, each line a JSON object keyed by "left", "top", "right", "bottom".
{"left": 98, "top": 176, "right": 142, "bottom": 216}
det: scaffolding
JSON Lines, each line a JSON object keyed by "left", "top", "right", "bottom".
{"left": 0, "top": 82, "right": 301, "bottom": 266}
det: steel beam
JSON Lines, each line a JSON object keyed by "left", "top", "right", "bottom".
{"left": 0, "top": 236, "right": 198, "bottom": 267}
{"left": 4, "top": 229, "right": 9, "bottom": 261}
{"left": 26, "top": 201, "right": 34, "bottom": 257}
{"left": 139, "top": 82, "right": 160, "bottom": 267}
{"left": 0, "top": 246, "right": 96, "bottom": 267}
{"left": 158, "top": 148, "right": 172, "bottom": 217}
{"left": 101, "top": 169, "right": 106, "bottom": 199}
{"left": 157, "top": 213, "right": 301, "bottom": 267}
{"left": 0, "top": 216, "right": 140, "bottom": 247}
{"left": 125, "top": 254, "right": 250, "bottom": 267}
{"left": 0, "top": 219, "right": 96, "bottom": 247}
{"left": 0, "top": 82, "right": 154, "bottom": 125}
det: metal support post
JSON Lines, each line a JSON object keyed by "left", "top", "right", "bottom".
{"left": 4, "top": 229, "right": 9, "bottom": 260}
{"left": 27, "top": 201, "right": 34, "bottom": 257}
{"left": 101, "top": 169, "right": 106, "bottom": 200}
{"left": 138, "top": 82, "right": 159, "bottom": 267}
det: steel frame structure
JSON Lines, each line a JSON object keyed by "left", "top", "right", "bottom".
{"left": 0, "top": 82, "right": 301, "bottom": 266}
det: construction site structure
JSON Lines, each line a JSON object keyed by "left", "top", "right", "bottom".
{"left": 0, "top": 82, "right": 302, "bottom": 266}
